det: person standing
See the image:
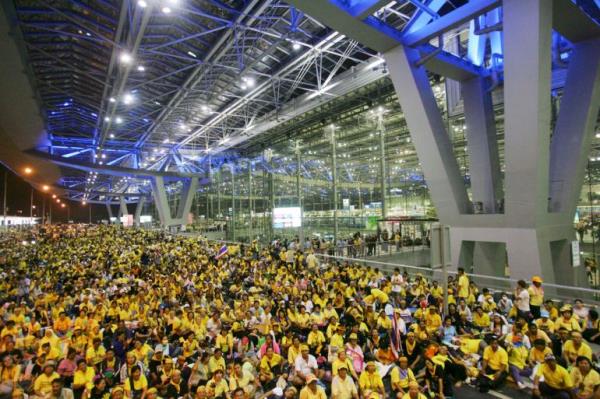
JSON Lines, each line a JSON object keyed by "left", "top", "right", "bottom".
{"left": 457, "top": 268, "right": 469, "bottom": 300}
{"left": 529, "top": 276, "right": 544, "bottom": 319}
{"left": 515, "top": 280, "right": 531, "bottom": 321}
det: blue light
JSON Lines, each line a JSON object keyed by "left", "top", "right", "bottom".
{"left": 63, "top": 102, "right": 69, "bottom": 106}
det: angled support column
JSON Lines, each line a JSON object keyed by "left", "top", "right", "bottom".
{"left": 106, "top": 203, "right": 114, "bottom": 223}
{"left": 151, "top": 176, "right": 198, "bottom": 229}
{"left": 462, "top": 76, "right": 502, "bottom": 213}
{"left": 134, "top": 197, "right": 145, "bottom": 227}
{"left": 119, "top": 198, "right": 129, "bottom": 218}
{"left": 384, "top": 45, "right": 471, "bottom": 223}
{"left": 549, "top": 38, "right": 600, "bottom": 214}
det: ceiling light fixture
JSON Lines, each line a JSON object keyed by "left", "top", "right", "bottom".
{"left": 115, "top": 117, "right": 123, "bottom": 124}
{"left": 109, "top": 97, "right": 116, "bottom": 103}
{"left": 162, "top": 6, "right": 171, "bottom": 14}
{"left": 187, "top": 51, "right": 197, "bottom": 58}
{"left": 137, "top": 65, "right": 145, "bottom": 72}
{"left": 138, "top": 0, "right": 147, "bottom": 7}
{"left": 119, "top": 52, "right": 133, "bottom": 64}
{"left": 292, "top": 42, "right": 301, "bottom": 50}
{"left": 109, "top": 133, "right": 115, "bottom": 138}
{"left": 123, "top": 93, "right": 134, "bottom": 105}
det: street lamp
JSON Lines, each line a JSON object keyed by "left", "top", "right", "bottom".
{"left": 52, "top": 194, "right": 57, "bottom": 199}
{"left": 24, "top": 167, "right": 32, "bottom": 175}
{"left": 42, "top": 185, "right": 49, "bottom": 191}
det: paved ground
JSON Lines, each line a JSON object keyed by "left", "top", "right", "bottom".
{"left": 455, "top": 383, "right": 530, "bottom": 399}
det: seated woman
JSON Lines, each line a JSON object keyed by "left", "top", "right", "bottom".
{"left": 390, "top": 357, "right": 417, "bottom": 399}
{"left": 432, "top": 345, "right": 469, "bottom": 387}
{"left": 507, "top": 332, "right": 532, "bottom": 389}
{"left": 423, "top": 357, "right": 452, "bottom": 399}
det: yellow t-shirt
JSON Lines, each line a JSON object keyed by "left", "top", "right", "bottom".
{"left": 73, "top": 367, "right": 95, "bottom": 391}
{"left": 359, "top": 371, "right": 384, "bottom": 391}
{"left": 483, "top": 346, "right": 508, "bottom": 371}
{"left": 390, "top": 367, "right": 416, "bottom": 389}
{"left": 570, "top": 368, "right": 600, "bottom": 398}
{"left": 332, "top": 358, "right": 354, "bottom": 376}
{"left": 34, "top": 372, "right": 60, "bottom": 396}
{"left": 299, "top": 386, "right": 327, "bottom": 399}
{"left": 458, "top": 275, "right": 469, "bottom": 298}
{"left": 563, "top": 340, "right": 592, "bottom": 362}
{"left": 528, "top": 286, "right": 544, "bottom": 306}
{"left": 508, "top": 346, "right": 529, "bottom": 369}
{"left": 536, "top": 364, "right": 573, "bottom": 390}
{"left": 555, "top": 317, "right": 581, "bottom": 332}
{"left": 124, "top": 374, "right": 148, "bottom": 392}
{"left": 209, "top": 379, "right": 229, "bottom": 397}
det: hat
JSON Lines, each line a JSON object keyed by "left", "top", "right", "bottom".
{"left": 349, "top": 333, "right": 358, "bottom": 340}
{"left": 154, "top": 345, "right": 164, "bottom": 353}
{"left": 112, "top": 387, "right": 124, "bottom": 394}
{"left": 545, "top": 354, "right": 556, "bottom": 362}
{"left": 366, "top": 361, "right": 376, "bottom": 368}
{"left": 305, "top": 374, "right": 318, "bottom": 384}
{"left": 337, "top": 364, "right": 348, "bottom": 371}
{"left": 540, "top": 310, "right": 549, "bottom": 318}
{"left": 43, "top": 361, "right": 55, "bottom": 369}
{"left": 300, "top": 344, "right": 309, "bottom": 351}
{"left": 560, "top": 305, "right": 572, "bottom": 313}
{"left": 163, "top": 357, "right": 173, "bottom": 364}
{"left": 532, "top": 276, "right": 543, "bottom": 283}
{"left": 147, "top": 388, "right": 158, "bottom": 395}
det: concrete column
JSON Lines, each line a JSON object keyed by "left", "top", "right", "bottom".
{"left": 134, "top": 197, "right": 145, "bottom": 227}
{"left": 248, "top": 160, "right": 253, "bottom": 240}
{"left": 461, "top": 76, "right": 502, "bottom": 213}
{"left": 296, "top": 142, "right": 304, "bottom": 245}
{"left": 119, "top": 198, "right": 129, "bottom": 219}
{"left": 548, "top": 38, "right": 600, "bottom": 214}
{"left": 385, "top": 46, "right": 471, "bottom": 221}
{"left": 330, "top": 125, "right": 339, "bottom": 244}
{"left": 230, "top": 163, "right": 236, "bottom": 241}
{"left": 217, "top": 171, "right": 221, "bottom": 218}
{"left": 269, "top": 162, "right": 275, "bottom": 241}
{"left": 106, "top": 203, "right": 114, "bottom": 223}
{"left": 378, "top": 112, "right": 388, "bottom": 220}
{"left": 151, "top": 176, "right": 198, "bottom": 229}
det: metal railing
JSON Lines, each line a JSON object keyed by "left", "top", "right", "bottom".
{"left": 188, "top": 233, "right": 600, "bottom": 308}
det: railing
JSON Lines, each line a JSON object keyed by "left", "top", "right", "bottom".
{"left": 188, "top": 234, "right": 600, "bottom": 308}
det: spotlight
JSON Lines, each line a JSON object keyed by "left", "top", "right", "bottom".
{"left": 120, "top": 52, "right": 133, "bottom": 64}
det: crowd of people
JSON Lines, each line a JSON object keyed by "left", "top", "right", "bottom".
{"left": 0, "top": 225, "right": 599, "bottom": 399}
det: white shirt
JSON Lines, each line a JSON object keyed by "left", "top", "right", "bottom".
{"left": 294, "top": 354, "right": 318, "bottom": 376}
{"left": 516, "top": 289, "right": 530, "bottom": 312}
{"left": 391, "top": 274, "right": 404, "bottom": 292}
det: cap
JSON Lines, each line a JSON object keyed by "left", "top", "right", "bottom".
{"left": 532, "top": 276, "right": 543, "bottom": 283}
{"left": 560, "top": 305, "right": 572, "bottom": 313}
{"left": 540, "top": 310, "right": 550, "bottom": 318}
{"left": 305, "top": 374, "right": 318, "bottom": 384}
{"left": 154, "top": 345, "right": 164, "bottom": 353}
{"left": 545, "top": 354, "right": 556, "bottom": 361}
{"left": 147, "top": 388, "right": 158, "bottom": 395}
{"left": 349, "top": 333, "right": 358, "bottom": 340}
{"left": 300, "top": 344, "right": 309, "bottom": 351}
{"left": 366, "top": 361, "right": 376, "bottom": 368}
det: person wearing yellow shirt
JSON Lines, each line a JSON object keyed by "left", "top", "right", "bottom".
{"left": 53, "top": 312, "right": 71, "bottom": 336}
{"left": 457, "top": 268, "right": 469, "bottom": 299}
{"left": 528, "top": 276, "right": 544, "bottom": 319}
{"left": 424, "top": 307, "right": 442, "bottom": 335}
{"left": 331, "top": 365, "right": 358, "bottom": 399}
{"left": 72, "top": 359, "right": 95, "bottom": 398}
{"left": 536, "top": 310, "right": 555, "bottom": 334}
{"left": 215, "top": 328, "right": 234, "bottom": 357}
{"left": 570, "top": 356, "right": 600, "bottom": 399}
{"left": 472, "top": 306, "right": 490, "bottom": 331}
{"left": 478, "top": 339, "right": 508, "bottom": 393}
{"left": 329, "top": 326, "right": 345, "bottom": 351}
{"left": 562, "top": 332, "right": 593, "bottom": 366}
{"left": 208, "top": 349, "right": 226, "bottom": 374}
{"left": 376, "top": 310, "right": 392, "bottom": 332}
{"left": 391, "top": 357, "right": 416, "bottom": 397}
{"left": 40, "top": 342, "right": 61, "bottom": 362}
{"left": 85, "top": 338, "right": 106, "bottom": 367}
{"left": 0, "top": 321, "right": 19, "bottom": 339}
{"left": 507, "top": 333, "right": 531, "bottom": 389}
{"left": 359, "top": 362, "right": 385, "bottom": 398}
{"left": 533, "top": 354, "right": 574, "bottom": 399}
{"left": 332, "top": 351, "right": 358, "bottom": 380}
{"left": 124, "top": 365, "right": 148, "bottom": 399}
{"left": 259, "top": 347, "right": 283, "bottom": 387}
{"left": 33, "top": 362, "right": 60, "bottom": 398}
{"left": 207, "top": 369, "right": 229, "bottom": 398}
{"left": 299, "top": 374, "right": 326, "bottom": 399}
{"left": 555, "top": 307, "right": 581, "bottom": 332}
{"left": 402, "top": 381, "right": 428, "bottom": 399}
{"left": 307, "top": 324, "right": 326, "bottom": 355}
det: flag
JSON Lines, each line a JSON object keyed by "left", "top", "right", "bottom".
{"left": 390, "top": 312, "right": 403, "bottom": 360}
{"left": 215, "top": 244, "right": 228, "bottom": 259}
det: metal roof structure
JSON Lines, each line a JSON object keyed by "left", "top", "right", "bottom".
{"left": 0, "top": 0, "right": 599, "bottom": 205}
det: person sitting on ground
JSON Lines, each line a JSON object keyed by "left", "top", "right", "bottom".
{"left": 532, "top": 354, "right": 574, "bottom": 399}
{"left": 477, "top": 337, "right": 508, "bottom": 393}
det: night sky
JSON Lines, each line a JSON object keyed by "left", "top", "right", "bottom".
{"left": 0, "top": 163, "right": 106, "bottom": 223}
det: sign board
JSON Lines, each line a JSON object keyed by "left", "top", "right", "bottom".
{"left": 140, "top": 215, "right": 153, "bottom": 223}
{"left": 342, "top": 198, "right": 350, "bottom": 209}
{"left": 273, "top": 207, "right": 302, "bottom": 228}
{"left": 572, "top": 240, "right": 581, "bottom": 267}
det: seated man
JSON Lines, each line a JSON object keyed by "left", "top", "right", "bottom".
{"left": 532, "top": 354, "right": 574, "bottom": 399}
{"left": 477, "top": 338, "right": 508, "bottom": 393}
{"left": 562, "top": 331, "right": 592, "bottom": 367}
